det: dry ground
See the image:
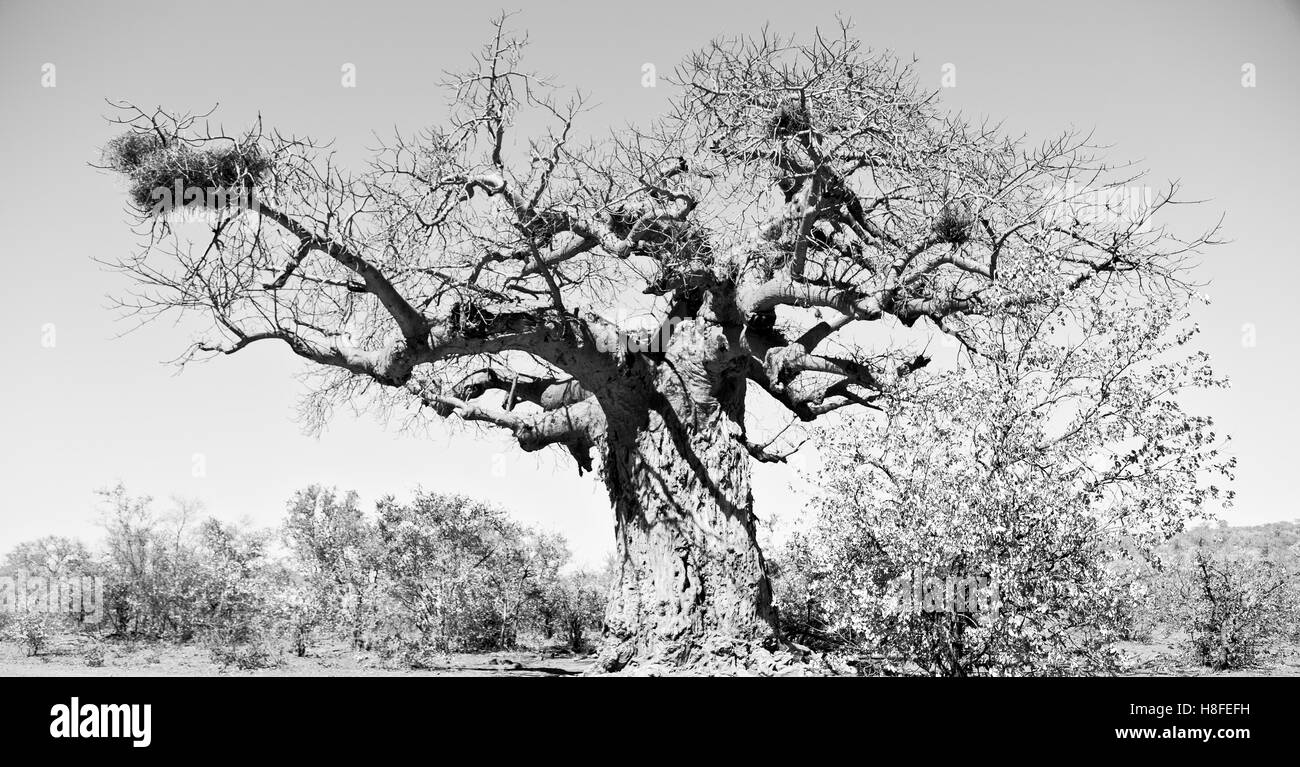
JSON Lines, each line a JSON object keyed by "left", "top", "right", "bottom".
{"left": 0, "top": 636, "right": 594, "bottom": 677}
{"left": 2, "top": 636, "right": 1297, "bottom": 676}
{"left": 1117, "top": 638, "right": 1300, "bottom": 677}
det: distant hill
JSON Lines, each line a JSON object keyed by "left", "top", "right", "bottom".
{"left": 1160, "top": 520, "right": 1300, "bottom": 569}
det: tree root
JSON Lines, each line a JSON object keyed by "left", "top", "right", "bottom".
{"left": 587, "top": 635, "right": 855, "bottom": 676}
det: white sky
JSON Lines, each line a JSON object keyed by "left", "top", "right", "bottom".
{"left": 1, "top": 0, "right": 1297, "bottom": 566}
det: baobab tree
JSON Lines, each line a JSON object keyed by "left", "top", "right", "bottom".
{"left": 100, "top": 17, "right": 1218, "bottom": 671}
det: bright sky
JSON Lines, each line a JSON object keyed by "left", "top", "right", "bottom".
{"left": 1, "top": 0, "right": 1297, "bottom": 566}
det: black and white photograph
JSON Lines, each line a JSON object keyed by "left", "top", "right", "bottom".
{"left": 0, "top": 0, "right": 1295, "bottom": 751}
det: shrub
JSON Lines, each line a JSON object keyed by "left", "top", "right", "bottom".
{"left": 209, "top": 639, "right": 282, "bottom": 671}
{"left": 1157, "top": 549, "right": 1296, "bottom": 670}
{"left": 266, "top": 585, "right": 324, "bottom": 657}
{"left": 5, "top": 613, "right": 57, "bottom": 657}
{"left": 96, "top": 486, "right": 282, "bottom": 643}
{"left": 9, "top": 483, "right": 591, "bottom": 664}
{"left": 536, "top": 569, "right": 608, "bottom": 653}
{"left": 284, "top": 486, "right": 382, "bottom": 651}
{"left": 374, "top": 491, "right": 569, "bottom": 653}
{"left": 84, "top": 644, "right": 106, "bottom": 667}
{"left": 371, "top": 636, "right": 451, "bottom": 670}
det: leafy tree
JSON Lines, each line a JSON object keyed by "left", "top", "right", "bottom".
{"left": 97, "top": 484, "right": 208, "bottom": 639}
{"left": 376, "top": 492, "right": 501, "bottom": 650}
{"left": 100, "top": 17, "right": 1221, "bottom": 670}
{"left": 4, "top": 612, "right": 59, "bottom": 657}
{"left": 2, "top": 536, "right": 98, "bottom": 625}
{"left": 264, "top": 581, "right": 325, "bottom": 658}
{"left": 375, "top": 490, "right": 567, "bottom": 651}
{"left": 3, "top": 536, "right": 92, "bottom": 579}
{"left": 485, "top": 528, "right": 568, "bottom": 649}
{"left": 94, "top": 483, "right": 286, "bottom": 643}
{"left": 540, "top": 567, "right": 611, "bottom": 653}
{"left": 778, "top": 287, "right": 1233, "bottom": 675}
{"left": 283, "top": 486, "right": 381, "bottom": 649}
{"left": 1156, "top": 540, "right": 1297, "bottom": 670}
{"left": 193, "top": 518, "right": 276, "bottom": 642}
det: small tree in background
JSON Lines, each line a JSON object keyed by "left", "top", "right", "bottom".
{"left": 375, "top": 490, "right": 568, "bottom": 652}
{"left": 3, "top": 536, "right": 92, "bottom": 579}
{"left": 484, "top": 528, "right": 569, "bottom": 650}
{"left": 194, "top": 518, "right": 276, "bottom": 642}
{"left": 549, "top": 568, "right": 610, "bottom": 654}
{"left": 1157, "top": 543, "right": 1296, "bottom": 670}
{"left": 4, "top": 612, "right": 59, "bottom": 657}
{"left": 283, "top": 486, "right": 382, "bottom": 650}
{"left": 265, "top": 582, "right": 325, "bottom": 658}
{"left": 97, "top": 484, "right": 209, "bottom": 639}
{"left": 1, "top": 536, "right": 98, "bottom": 628}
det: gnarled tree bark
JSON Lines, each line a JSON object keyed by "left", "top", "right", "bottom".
{"left": 598, "top": 321, "right": 779, "bottom": 670}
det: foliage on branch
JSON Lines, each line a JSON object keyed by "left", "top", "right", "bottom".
{"left": 774, "top": 287, "right": 1233, "bottom": 675}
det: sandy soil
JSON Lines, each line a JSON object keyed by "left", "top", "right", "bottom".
{"left": 3, "top": 636, "right": 1297, "bottom": 676}
{"left": 0, "top": 636, "right": 595, "bottom": 677}
{"left": 1117, "top": 638, "right": 1300, "bottom": 677}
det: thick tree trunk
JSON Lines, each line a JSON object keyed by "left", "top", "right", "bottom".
{"left": 595, "top": 379, "right": 780, "bottom": 672}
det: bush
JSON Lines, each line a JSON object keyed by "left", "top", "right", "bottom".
{"left": 97, "top": 486, "right": 281, "bottom": 643}
{"left": 5, "top": 613, "right": 57, "bottom": 657}
{"left": 536, "top": 569, "right": 608, "bottom": 653}
{"left": 84, "top": 644, "right": 106, "bottom": 668}
{"left": 283, "top": 486, "right": 382, "bottom": 651}
{"left": 1157, "top": 549, "right": 1296, "bottom": 670}
{"left": 209, "top": 639, "right": 282, "bottom": 671}
{"left": 9, "top": 483, "right": 592, "bottom": 664}
{"left": 266, "top": 585, "right": 324, "bottom": 658}
{"left": 371, "top": 636, "right": 451, "bottom": 670}
{"left": 374, "top": 491, "right": 569, "bottom": 653}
